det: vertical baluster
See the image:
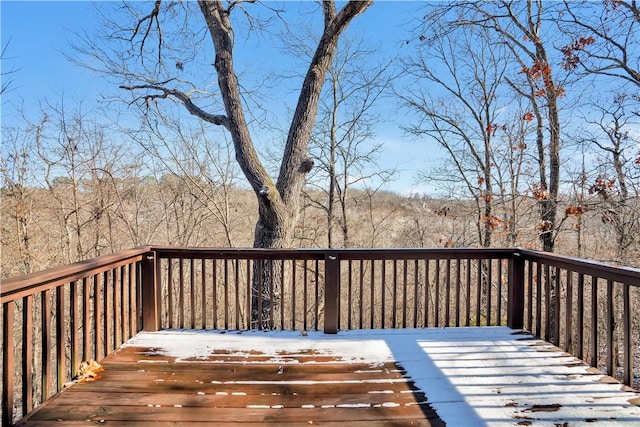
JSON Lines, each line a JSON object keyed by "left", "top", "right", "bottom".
{"left": 43, "top": 289, "right": 52, "bottom": 398}
{"left": 279, "top": 259, "right": 284, "bottom": 331}
{"left": 56, "top": 286, "right": 66, "bottom": 392}
{"left": 246, "top": 259, "right": 251, "bottom": 330}
{"left": 257, "top": 260, "right": 263, "bottom": 330}
{"left": 128, "top": 264, "right": 136, "bottom": 337}
{"left": 225, "top": 259, "right": 231, "bottom": 330}
{"left": 425, "top": 259, "right": 430, "bottom": 327}
{"left": 137, "top": 261, "right": 144, "bottom": 331}
{"left": 445, "top": 259, "right": 451, "bottom": 327}
{"left": 381, "top": 260, "right": 387, "bottom": 329}
{"left": 455, "top": 259, "right": 461, "bottom": 327}
{"left": 83, "top": 277, "right": 90, "bottom": 362}
{"left": 565, "top": 272, "right": 573, "bottom": 353}
{"left": 590, "top": 276, "right": 598, "bottom": 367}
{"left": 475, "top": 260, "right": 481, "bottom": 327}
{"left": 167, "top": 258, "right": 174, "bottom": 328}
{"left": 303, "top": 260, "right": 308, "bottom": 331}
{"left": 291, "top": 259, "right": 297, "bottom": 330}
{"left": 70, "top": 281, "right": 78, "bottom": 378}
{"left": 577, "top": 273, "right": 585, "bottom": 360}
{"left": 487, "top": 260, "right": 493, "bottom": 326}
{"left": 120, "top": 264, "right": 131, "bottom": 343}
{"left": 360, "top": 259, "right": 365, "bottom": 330}
{"left": 544, "top": 264, "right": 551, "bottom": 341}
{"left": 104, "top": 271, "right": 111, "bottom": 355}
{"left": 120, "top": 266, "right": 127, "bottom": 342}
{"left": 213, "top": 260, "right": 218, "bottom": 329}
{"left": 413, "top": 259, "right": 419, "bottom": 328}
{"left": 190, "top": 258, "right": 196, "bottom": 330}
{"left": 606, "top": 280, "right": 614, "bottom": 377}
{"left": 314, "top": 259, "right": 319, "bottom": 331}
{"left": 94, "top": 274, "right": 101, "bottom": 361}
{"left": 434, "top": 260, "right": 440, "bottom": 328}
{"left": 497, "top": 260, "right": 503, "bottom": 325}
{"left": 554, "top": 268, "right": 561, "bottom": 345}
{"left": 114, "top": 268, "right": 121, "bottom": 348}
{"left": 2, "top": 302, "right": 15, "bottom": 427}
{"left": 526, "top": 262, "right": 533, "bottom": 332}
{"left": 23, "top": 295, "right": 33, "bottom": 416}
{"left": 465, "top": 259, "right": 471, "bottom": 326}
{"left": 392, "top": 260, "right": 397, "bottom": 328}
{"left": 268, "top": 259, "right": 274, "bottom": 330}
{"left": 370, "top": 260, "right": 375, "bottom": 329}
{"left": 623, "top": 284, "right": 631, "bottom": 386}
{"left": 201, "top": 259, "right": 207, "bottom": 329}
{"left": 179, "top": 258, "right": 185, "bottom": 329}
{"left": 535, "top": 263, "right": 542, "bottom": 336}
{"left": 402, "top": 259, "right": 408, "bottom": 329}
{"left": 347, "top": 260, "right": 353, "bottom": 330}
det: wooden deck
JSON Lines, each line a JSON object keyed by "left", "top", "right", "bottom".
{"left": 17, "top": 338, "right": 443, "bottom": 426}
{"left": 14, "top": 327, "right": 640, "bottom": 426}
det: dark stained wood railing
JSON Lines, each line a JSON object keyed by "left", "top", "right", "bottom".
{"left": 151, "top": 248, "right": 515, "bottom": 333}
{"left": 1, "top": 247, "right": 149, "bottom": 426}
{"left": 518, "top": 249, "right": 640, "bottom": 388}
{"left": 2, "top": 246, "right": 639, "bottom": 426}
{"left": 333, "top": 249, "right": 515, "bottom": 330}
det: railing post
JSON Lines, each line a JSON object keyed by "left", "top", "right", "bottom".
{"left": 507, "top": 251, "right": 525, "bottom": 329}
{"left": 141, "top": 251, "right": 161, "bottom": 332}
{"left": 324, "top": 252, "right": 340, "bottom": 334}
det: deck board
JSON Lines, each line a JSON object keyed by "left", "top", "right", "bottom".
{"left": 18, "top": 340, "right": 443, "bottom": 426}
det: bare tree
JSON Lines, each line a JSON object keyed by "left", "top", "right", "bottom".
{"left": 303, "top": 38, "right": 395, "bottom": 248}
{"left": 79, "top": 0, "right": 372, "bottom": 249}
{"left": 75, "top": 0, "right": 372, "bottom": 327}
{"left": 581, "top": 94, "right": 640, "bottom": 265}
{"left": 559, "top": 0, "right": 640, "bottom": 88}
{"left": 0, "top": 126, "right": 36, "bottom": 275}
{"left": 32, "top": 101, "right": 131, "bottom": 261}
{"left": 1, "top": 37, "right": 19, "bottom": 96}
{"left": 399, "top": 19, "right": 511, "bottom": 248}
{"left": 131, "top": 114, "right": 246, "bottom": 247}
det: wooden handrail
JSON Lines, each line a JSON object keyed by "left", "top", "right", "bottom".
{"left": 517, "top": 248, "right": 640, "bottom": 286}
{"left": 1, "top": 246, "right": 152, "bottom": 303}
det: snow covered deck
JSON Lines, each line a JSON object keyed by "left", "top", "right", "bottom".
{"left": 18, "top": 327, "right": 640, "bottom": 426}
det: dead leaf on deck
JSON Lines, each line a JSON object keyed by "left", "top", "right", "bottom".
{"left": 76, "top": 360, "right": 104, "bottom": 383}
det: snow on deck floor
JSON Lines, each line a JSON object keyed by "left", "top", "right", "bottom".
{"left": 123, "top": 326, "right": 640, "bottom": 426}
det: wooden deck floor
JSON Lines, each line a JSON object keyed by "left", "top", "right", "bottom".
{"left": 17, "top": 341, "right": 444, "bottom": 426}
{"left": 15, "top": 327, "right": 640, "bottom": 426}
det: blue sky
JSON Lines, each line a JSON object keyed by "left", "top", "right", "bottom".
{"left": 1, "top": 1, "right": 441, "bottom": 195}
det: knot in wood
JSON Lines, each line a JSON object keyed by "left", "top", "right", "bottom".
{"left": 299, "top": 158, "right": 314, "bottom": 173}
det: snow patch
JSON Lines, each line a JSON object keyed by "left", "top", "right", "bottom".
{"left": 122, "top": 327, "right": 640, "bottom": 425}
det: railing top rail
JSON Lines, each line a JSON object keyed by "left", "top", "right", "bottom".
{"left": 4, "top": 245, "right": 639, "bottom": 304}
{"left": 1, "top": 246, "right": 151, "bottom": 303}
{"left": 151, "top": 246, "right": 516, "bottom": 261}
{"left": 516, "top": 248, "right": 640, "bottom": 286}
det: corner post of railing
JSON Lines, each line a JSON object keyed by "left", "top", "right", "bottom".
{"left": 141, "top": 250, "right": 161, "bottom": 332}
{"left": 324, "top": 252, "right": 340, "bottom": 334}
{"left": 507, "top": 250, "right": 525, "bottom": 330}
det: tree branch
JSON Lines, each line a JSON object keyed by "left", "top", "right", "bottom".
{"left": 119, "top": 83, "right": 231, "bottom": 129}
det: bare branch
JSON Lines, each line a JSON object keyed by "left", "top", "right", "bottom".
{"left": 119, "top": 83, "right": 231, "bottom": 129}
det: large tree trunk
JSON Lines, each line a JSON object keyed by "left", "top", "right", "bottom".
{"left": 198, "top": 1, "right": 371, "bottom": 327}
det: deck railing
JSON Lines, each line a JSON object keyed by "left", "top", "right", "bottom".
{"left": 2, "top": 246, "right": 639, "bottom": 425}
